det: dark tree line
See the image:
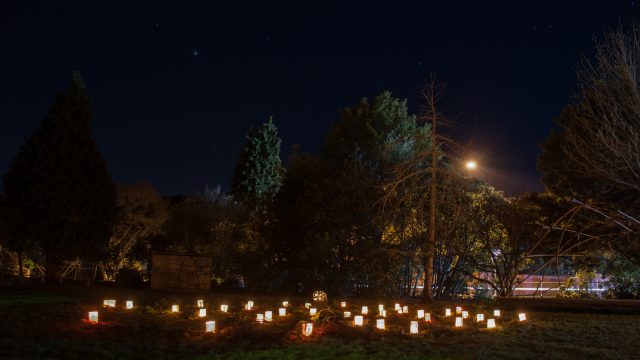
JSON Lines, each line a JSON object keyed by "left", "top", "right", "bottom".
{"left": 3, "top": 24, "right": 640, "bottom": 299}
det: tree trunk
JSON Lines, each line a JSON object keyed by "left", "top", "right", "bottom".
{"left": 424, "top": 108, "right": 438, "bottom": 302}
{"left": 17, "top": 250, "right": 24, "bottom": 285}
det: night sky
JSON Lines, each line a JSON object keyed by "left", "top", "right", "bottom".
{"left": 2, "top": 1, "right": 638, "bottom": 196}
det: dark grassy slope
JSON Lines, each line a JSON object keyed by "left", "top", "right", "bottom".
{"left": 1, "top": 284, "right": 638, "bottom": 360}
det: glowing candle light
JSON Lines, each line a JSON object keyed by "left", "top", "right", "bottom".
{"left": 341, "top": 301, "right": 347, "bottom": 308}
{"left": 361, "top": 306, "right": 368, "bottom": 315}
{"left": 376, "top": 319, "right": 385, "bottom": 330}
{"left": 354, "top": 315, "right": 364, "bottom": 326}
{"left": 425, "top": 313, "right": 431, "bottom": 322}
{"left": 455, "top": 317, "right": 463, "bottom": 327}
{"left": 410, "top": 321, "right": 419, "bottom": 334}
{"left": 445, "top": 308, "right": 452, "bottom": 317}
{"left": 265, "top": 310, "right": 273, "bottom": 322}
{"left": 126, "top": 301, "right": 133, "bottom": 309}
{"left": 455, "top": 306, "right": 462, "bottom": 314}
{"left": 305, "top": 303, "right": 311, "bottom": 309}
{"left": 197, "top": 299, "right": 204, "bottom": 308}
{"left": 246, "top": 301, "right": 254, "bottom": 310}
{"left": 403, "top": 305, "right": 408, "bottom": 314}
{"left": 302, "top": 322, "right": 313, "bottom": 336}
{"left": 476, "top": 313, "right": 485, "bottom": 322}
{"left": 417, "top": 309, "right": 425, "bottom": 319}
{"left": 310, "top": 308, "right": 317, "bottom": 316}
{"left": 344, "top": 311, "right": 351, "bottom": 318}
{"left": 88, "top": 311, "right": 98, "bottom": 323}
{"left": 220, "top": 304, "right": 228, "bottom": 312}
{"left": 487, "top": 318, "right": 496, "bottom": 329}
{"left": 282, "top": 301, "right": 289, "bottom": 307}
{"left": 171, "top": 305, "right": 180, "bottom": 313}
{"left": 493, "top": 309, "right": 501, "bottom": 317}
{"left": 279, "top": 308, "right": 287, "bottom": 316}
{"left": 461, "top": 311, "right": 469, "bottom": 319}
{"left": 256, "top": 313, "right": 264, "bottom": 323}
{"left": 198, "top": 308, "right": 207, "bottom": 317}
{"left": 205, "top": 320, "right": 215, "bottom": 333}
{"left": 518, "top": 313, "right": 526, "bottom": 322}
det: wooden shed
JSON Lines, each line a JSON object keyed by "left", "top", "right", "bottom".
{"left": 150, "top": 252, "right": 212, "bottom": 292}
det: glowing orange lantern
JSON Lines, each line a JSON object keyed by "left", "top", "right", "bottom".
{"left": 246, "top": 301, "right": 254, "bottom": 310}
{"left": 493, "top": 309, "right": 501, "bottom": 317}
{"left": 487, "top": 318, "right": 496, "bottom": 329}
{"left": 344, "top": 311, "right": 351, "bottom": 318}
{"left": 394, "top": 303, "right": 401, "bottom": 311}
{"left": 402, "top": 305, "right": 408, "bottom": 314}
{"left": 220, "top": 304, "right": 228, "bottom": 312}
{"left": 282, "top": 301, "right": 289, "bottom": 307}
{"left": 197, "top": 299, "right": 204, "bottom": 308}
{"left": 279, "top": 308, "right": 286, "bottom": 316}
{"left": 361, "top": 306, "right": 368, "bottom": 315}
{"left": 354, "top": 315, "right": 364, "bottom": 326}
{"left": 309, "top": 308, "right": 317, "bottom": 316}
{"left": 88, "top": 311, "right": 98, "bottom": 323}
{"left": 171, "top": 305, "right": 180, "bottom": 313}
{"left": 305, "top": 303, "right": 311, "bottom": 309}
{"left": 445, "top": 308, "right": 452, "bottom": 317}
{"left": 518, "top": 313, "right": 526, "bottom": 322}
{"left": 455, "top": 306, "right": 462, "bottom": 314}
{"left": 103, "top": 300, "right": 116, "bottom": 308}
{"left": 265, "top": 310, "right": 273, "bottom": 322}
{"left": 256, "top": 313, "right": 264, "bottom": 323}
{"left": 455, "top": 317, "right": 463, "bottom": 327}
{"left": 302, "top": 322, "right": 313, "bottom": 336}
{"left": 461, "top": 310, "right": 469, "bottom": 319}
{"left": 340, "top": 301, "right": 347, "bottom": 308}
{"left": 417, "top": 309, "right": 425, "bottom": 319}
{"left": 198, "top": 308, "right": 207, "bottom": 317}
{"left": 476, "top": 313, "right": 484, "bottom": 322}
{"left": 125, "top": 301, "right": 133, "bottom": 309}
{"left": 410, "top": 321, "right": 419, "bottom": 334}
{"left": 205, "top": 321, "right": 215, "bottom": 333}
{"left": 376, "top": 319, "right": 385, "bottom": 330}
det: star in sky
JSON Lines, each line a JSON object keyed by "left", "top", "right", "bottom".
{"left": 192, "top": 49, "right": 199, "bottom": 57}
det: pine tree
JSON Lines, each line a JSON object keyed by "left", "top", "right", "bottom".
{"left": 231, "top": 117, "right": 285, "bottom": 207}
{"left": 2, "top": 72, "right": 117, "bottom": 271}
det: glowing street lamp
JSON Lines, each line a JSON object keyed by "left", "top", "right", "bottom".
{"left": 465, "top": 160, "right": 477, "bottom": 170}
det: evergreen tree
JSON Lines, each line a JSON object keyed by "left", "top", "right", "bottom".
{"left": 2, "top": 72, "right": 117, "bottom": 271}
{"left": 231, "top": 117, "right": 285, "bottom": 207}
{"left": 321, "top": 91, "right": 429, "bottom": 168}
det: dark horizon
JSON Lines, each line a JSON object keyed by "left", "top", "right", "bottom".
{"left": 2, "top": 1, "right": 638, "bottom": 196}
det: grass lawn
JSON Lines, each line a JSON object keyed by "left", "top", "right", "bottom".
{"left": 0, "top": 283, "right": 638, "bottom": 359}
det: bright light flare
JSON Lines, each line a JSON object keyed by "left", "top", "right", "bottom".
{"left": 465, "top": 160, "right": 477, "bottom": 170}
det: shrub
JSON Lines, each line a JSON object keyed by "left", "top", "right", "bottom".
{"left": 115, "top": 268, "right": 144, "bottom": 289}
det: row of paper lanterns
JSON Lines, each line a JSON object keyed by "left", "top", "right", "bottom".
{"left": 89, "top": 299, "right": 527, "bottom": 335}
